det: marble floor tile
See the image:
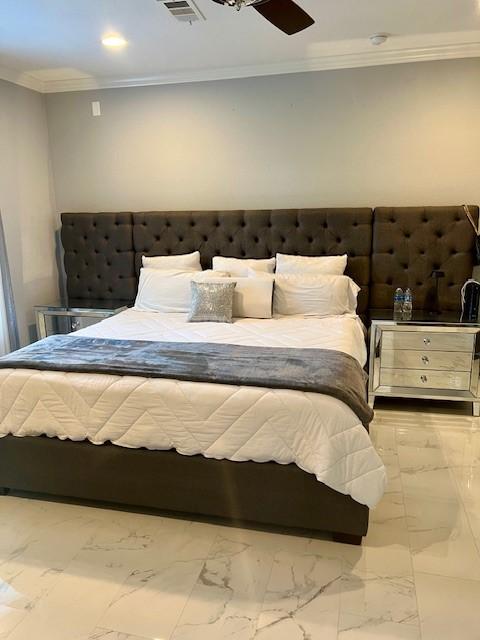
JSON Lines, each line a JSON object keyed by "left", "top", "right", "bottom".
{"left": 253, "top": 550, "right": 341, "bottom": 640}
{"left": 75, "top": 508, "right": 172, "bottom": 570}
{"left": 450, "top": 459, "right": 480, "bottom": 540}
{"left": 404, "top": 495, "right": 480, "bottom": 581}
{"left": 97, "top": 522, "right": 216, "bottom": 639}
{"left": 340, "top": 494, "right": 418, "bottom": 628}
{"left": 415, "top": 572, "right": 480, "bottom": 640}
{"left": 342, "top": 515, "right": 413, "bottom": 579}
{"left": 451, "top": 461, "right": 480, "bottom": 504}
{"left": 398, "top": 419, "right": 480, "bottom": 575}
{"left": 0, "top": 605, "right": 27, "bottom": 638}
{"left": 395, "top": 426, "right": 442, "bottom": 450}
{"left": 398, "top": 445, "right": 459, "bottom": 501}
{"left": 0, "top": 509, "right": 97, "bottom": 611}
{"left": 379, "top": 455, "right": 403, "bottom": 494}
{"left": 255, "top": 608, "right": 339, "bottom": 640}
{"left": 208, "top": 523, "right": 310, "bottom": 556}
{"left": 370, "top": 492, "right": 405, "bottom": 527}
{"left": 297, "top": 504, "right": 413, "bottom": 592}
{"left": 84, "top": 629, "right": 150, "bottom": 640}
{"left": 439, "top": 428, "right": 480, "bottom": 468}
{"left": 171, "top": 532, "right": 274, "bottom": 640}
{"left": 370, "top": 423, "right": 397, "bottom": 456}
{"left": 361, "top": 489, "right": 411, "bottom": 560}
{"left": 6, "top": 552, "right": 132, "bottom": 640}
{"left": 338, "top": 613, "right": 421, "bottom": 640}
{"left": 340, "top": 571, "right": 417, "bottom": 625}
{"left": 463, "top": 501, "right": 480, "bottom": 542}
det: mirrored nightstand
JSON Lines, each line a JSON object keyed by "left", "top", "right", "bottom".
{"left": 34, "top": 299, "right": 130, "bottom": 339}
{"left": 368, "top": 310, "right": 480, "bottom": 416}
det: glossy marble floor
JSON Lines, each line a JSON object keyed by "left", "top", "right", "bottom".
{"left": 0, "top": 400, "right": 480, "bottom": 640}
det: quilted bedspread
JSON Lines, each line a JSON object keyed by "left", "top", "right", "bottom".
{"left": 0, "top": 335, "right": 374, "bottom": 426}
{"left": 0, "top": 311, "right": 387, "bottom": 507}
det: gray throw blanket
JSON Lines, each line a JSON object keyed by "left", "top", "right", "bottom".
{"left": 0, "top": 335, "right": 373, "bottom": 426}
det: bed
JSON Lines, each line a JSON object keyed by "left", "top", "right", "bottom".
{"left": 0, "top": 206, "right": 475, "bottom": 544}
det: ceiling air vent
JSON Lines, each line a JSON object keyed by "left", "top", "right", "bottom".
{"left": 157, "top": 0, "right": 205, "bottom": 23}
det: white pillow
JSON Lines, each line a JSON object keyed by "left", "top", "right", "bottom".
{"left": 275, "top": 253, "right": 347, "bottom": 276}
{"left": 195, "top": 273, "right": 274, "bottom": 319}
{"left": 273, "top": 274, "right": 360, "bottom": 317}
{"left": 142, "top": 251, "right": 202, "bottom": 271}
{"left": 212, "top": 256, "right": 275, "bottom": 277}
{"left": 193, "top": 269, "right": 230, "bottom": 280}
{"left": 135, "top": 268, "right": 199, "bottom": 313}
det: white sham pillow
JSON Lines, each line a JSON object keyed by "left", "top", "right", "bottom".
{"left": 273, "top": 274, "right": 360, "bottom": 317}
{"left": 142, "top": 251, "right": 202, "bottom": 271}
{"left": 275, "top": 253, "right": 347, "bottom": 276}
{"left": 135, "top": 268, "right": 199, "bottom": 313}
{"left": 195, "top": 272, "right": 274, "bottom": 319}
{"left": 193, "top": 269, "right": 231, "bottom": 280}
{"left": 212, "top": 256, "right": 275, "bottom": 277}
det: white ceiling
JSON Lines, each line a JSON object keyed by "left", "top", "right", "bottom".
{"left": 1, "top": 0, "right": 480, "bottom": 92}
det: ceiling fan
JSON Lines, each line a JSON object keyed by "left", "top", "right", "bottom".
{"left": 211, "top": 0, "right": 314, "bottom": 35}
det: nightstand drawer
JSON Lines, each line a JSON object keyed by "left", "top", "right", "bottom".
{"left": 380, "top": 350, "right": 472, "bottom": 372}
{"left": 381, "top": 331, "right": 474, "bottom": 353}
{"left": 379, "top": 368, "right": 471, "bottom": 391}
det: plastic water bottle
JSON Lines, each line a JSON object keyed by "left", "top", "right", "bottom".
{"left": 403, "top": 288, "right": 413, "bottom": 320}
{"left": 393, "top": 288, "right": 404, "bottom": 320}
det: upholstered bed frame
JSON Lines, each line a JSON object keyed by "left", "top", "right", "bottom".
{"left": 0, "top": 206, "right": 477, "bottom": 544}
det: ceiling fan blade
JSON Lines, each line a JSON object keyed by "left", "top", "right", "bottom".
{"left": 253, "top": 0, "right": 314, "bottom": 35}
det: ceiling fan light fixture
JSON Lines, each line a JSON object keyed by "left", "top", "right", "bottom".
{"left": 224, "top": 0, "right": 264, "bottom": 9}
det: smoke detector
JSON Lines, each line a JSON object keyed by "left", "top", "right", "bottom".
{"left": 369, "top": 33, "right": 388, "bottom": 46}
{"left": 157, "top": 0, "right": 205, "bottom": 23}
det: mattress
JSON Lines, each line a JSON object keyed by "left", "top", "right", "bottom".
{"left": 0, "top": 310, "right": 386, "bottom": 508}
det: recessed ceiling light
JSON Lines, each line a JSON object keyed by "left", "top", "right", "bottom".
{"left": 102, "top": 34, "right": 127, "bottom": 48}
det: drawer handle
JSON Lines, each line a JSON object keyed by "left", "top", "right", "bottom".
{"left": 423, "top": 337, "right": 431, "bottom": 345}
{"left": 420, "top": 375, "right": 428, "bottom": 383}
{"left": 421, "top": 355, "right": 430, "bottom": 365}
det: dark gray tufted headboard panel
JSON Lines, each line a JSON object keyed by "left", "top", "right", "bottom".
{"left": 61, "top": 206, "right": 477, "bottom": 315}
{"left": 61, "top": 212, "right": 137, "bottom": 301}
{"left": 371, "top": 206, "right": 478, "bottom": 311}
{"left": 133, "top": 209, "right": 373, "bottom": 313}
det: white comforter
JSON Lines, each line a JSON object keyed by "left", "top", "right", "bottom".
{"left": 0, "top": 310, "right": 386, "bottom": 507}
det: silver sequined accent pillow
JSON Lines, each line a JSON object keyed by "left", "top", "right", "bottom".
{"left": 188, "top": 281, "right": 236, "bottom": 323}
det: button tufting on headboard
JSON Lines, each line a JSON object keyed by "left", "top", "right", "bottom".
{"left": 371, "top": 206, "right": 478, "bottom": 312}
{"left": 60, "top": 207, "right": 477, "bottom": 315}
{"left": 132, "top": 209, "right": 373, "bottom": 314}
{"left": 61, "top": 212, "right": 136, "bottom": 301}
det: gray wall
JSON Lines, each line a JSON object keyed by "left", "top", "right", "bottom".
{"left": 0, "top": 79, "right": 57, "bottom": 344}
{"left": 0, "top": 58, "right": 476, "bottom": 345}
{"left": 46, "top": 58, "right": 480, "bottom": 212}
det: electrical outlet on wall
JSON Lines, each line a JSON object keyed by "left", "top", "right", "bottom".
{"left": 91, "top": 101, "right": 101, "bottom": 117}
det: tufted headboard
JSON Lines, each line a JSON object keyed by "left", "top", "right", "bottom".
{"left": 62, "top": 208, "right": 373, "bottom": 313}
{"left": 61, "top": 212, "right": 137, "bottom": 301}
{"left": 371, "top": 206, "right": 478, "bottom": 311}
{"left": 133, "top": 209, "right": 372, "bottom": 313}
{"left": 61, "top": 205, "right": 477, "bottom": 316}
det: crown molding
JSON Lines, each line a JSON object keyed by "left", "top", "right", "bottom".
{"left": 0, "top": 65, "right": 44, "bottom": 92}
{"left": 39, "top": 39, "right": 480, "bottom": 93}
{"left": 3, "top": 38, "right": 480, "bottom": 94}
